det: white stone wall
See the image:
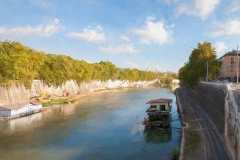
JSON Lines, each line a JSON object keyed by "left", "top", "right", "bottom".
{"left": 0, "top": 79, "right": 157, "bottom": 104}
{"left": 225, "top": 86, "right": 240, "bottom": 159}
{"left": 0, "top": 83, "right": 31, "bottom": 104}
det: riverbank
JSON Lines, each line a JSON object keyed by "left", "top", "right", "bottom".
{"left": 40, "top": 87, "right": 135, "bottom": 106}
{"left": 175, "top": 88, "right": 202, "bottom": 160}
{"left": 0, "top": 87, "right": 126, "bottom": 121}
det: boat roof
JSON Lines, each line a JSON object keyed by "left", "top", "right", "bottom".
{"left": 0, "top": 107, "right": 11, "bottom": 111}
{"left": 0, "top": 101, "right": 42, "bottom": 110}
{"left": 29, "top": 101, "right": 42, "bottom": 105}
{"left": 146, "top": 98, "right": 173, "bottom": 104}
{"left": 0, "top": 102, "right": 29, "bottom": 110}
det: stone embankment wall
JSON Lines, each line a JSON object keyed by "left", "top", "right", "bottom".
{"left": 225, "top": 85, "right": 240, "bottom": 160}
{"left": 0, "top": 79, "right": 156, "bottom": 104}
{"left": 180, "top": 82, "right": 226, "bottom": 134}
{"left": 179, "top": 82, "right": 240, "bottom": 159}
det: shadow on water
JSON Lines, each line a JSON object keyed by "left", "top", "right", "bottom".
{"left": 143, "top": 128, "right": 172, "bottom": 143}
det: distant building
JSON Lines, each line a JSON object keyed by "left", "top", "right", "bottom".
{"left": 219, "top": 50, "right": 240, "bottom": 82}
{"left": 172, "top": 79, "right": 180, "bottom": 84}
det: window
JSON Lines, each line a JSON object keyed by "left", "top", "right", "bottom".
{"left": 160, "top": 105, "right": 166, "bottom": 111}
{"left": 150, "top": 105, "right": 157, "bottom": 108}
{"left": 231, "top": 58, "right": 235, "bottom": 64}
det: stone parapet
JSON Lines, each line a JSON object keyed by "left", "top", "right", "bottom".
{"left": 179, "top": 82, "right": 240, "bottom": 159}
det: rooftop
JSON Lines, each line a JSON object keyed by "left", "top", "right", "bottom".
{"left": 146, "top": 98, "right": 173, "bottom": 104}
{"left": 220, "top": 50, "right": 240, "bottom": 59}
{"left": 0, "top": 101, "right": 42, "bottom": 110}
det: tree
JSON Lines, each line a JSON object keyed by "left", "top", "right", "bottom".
{"left": 179, "top": 42, "right": 220, "bottom": 86}
{"left": 0, "top": 41, "right": 15, "bottom": 84}
{"left": 0, "top": 40, "right": 161, "bottom": 87}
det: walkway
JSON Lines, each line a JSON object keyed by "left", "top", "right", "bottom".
{"left": 176, "top": 88, "right": 232, "bottom": 160}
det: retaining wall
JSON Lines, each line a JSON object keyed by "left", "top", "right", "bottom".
{"left": 180, "top": 82, "right": 226, "bottom": 134}
{"left": 0, "top": 79, "right": 157, "bottom": 104}
{"left": 179, "top": 82, "right": 240, "bottom": 159}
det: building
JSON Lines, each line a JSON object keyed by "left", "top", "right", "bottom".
{"left": 219, "top": 50, "right": 240, "bottom": 82}
{"left": 0, "top": 101, "right": 42, "bottom": 118}
{"left": 172, "top": 79, "right": 180, "bottom": 84}
{"left": 144, "top": 98, "right": 172, "bottom": 128}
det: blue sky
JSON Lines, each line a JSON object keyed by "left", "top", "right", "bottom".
{"left": 0, "top": 0, "right": 240, "bottom": 73}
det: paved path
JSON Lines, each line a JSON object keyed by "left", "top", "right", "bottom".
{"left": 178, "top": 88, "right": 232, "bottom": 160}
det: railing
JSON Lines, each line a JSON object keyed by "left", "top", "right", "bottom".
{"left": 147, "top": 111, "right": 170, "bottom": 115}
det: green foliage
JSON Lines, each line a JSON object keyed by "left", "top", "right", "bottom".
{"left": 0, "top": 40, "right": 160, "bottom": 86}
{"left": 42, "top": 99, "right": 68, "bottom": 107}
{"left": 171, "top": 149, "right": 180, "bottom": 160}
{"left": 92, "top": 61, "right": 118, "bottom": 81}
{"left": 155, "top": 72, "right": 178, "bottom": 87}
{"left": 158, "top": 72, "right": 174, "bottom": 85}
{"left": 179, "top": 42, "right": 220, "bottom": 86}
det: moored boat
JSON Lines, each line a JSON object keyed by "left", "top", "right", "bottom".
{"left": 143, "top": 98, "right": 172, "bottom": 128}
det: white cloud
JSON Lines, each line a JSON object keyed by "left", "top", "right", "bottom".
{"left": 119, "top": 35, "right": 130, "bottom": 42}
{"left": 34, "top": 0, "right": 56, "bottom": 13}
{"left": 43, "top": 18, "right": 62, "bottom": 36}
{"left": 167, "top": 23, "right": 175, "bottom": 28}
{"left": 209, "top": 20, "right": 240, "bottom": 37}
{"left": 0, "top": 18, "right": 63, "bottom": 39}
{"left": 213, "top": 42, "right": 227, "bottom": 54}
{"left": 131, "top": 16, "right": 173, "bottom": 45}
{"left": 224, "top": 0, "right": 240, "bottom": 14}
{"left": 99, "top": 44, "right": 139, "bottom": 55}
{"left": 95, "top": 25, "right": 103, "bottom": 30}
{"left": 146, "top": 16, "right": 156, "bottom": 22}
{"left": 65, "top": 25, "right": 105, "bottom": 43}
{"left": 157, "top": 0, "right": 178, "bottom": 5}
{"left": 175, "top": 0, "right": 220, "bottom": 19}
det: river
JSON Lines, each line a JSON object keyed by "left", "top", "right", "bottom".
{"left": 0, "top": 87, "right": 181, "bottom": 160}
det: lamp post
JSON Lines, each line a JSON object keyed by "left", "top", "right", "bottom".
{"left": 206, "top": 61, "right": 208, "bottom": 82}
{"left": 237, "top": 45, "right": 239, "bottom": 83}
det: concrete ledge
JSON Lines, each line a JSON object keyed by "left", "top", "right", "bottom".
{"left": 175, "top": 89, "right": 185, "bottom": 160}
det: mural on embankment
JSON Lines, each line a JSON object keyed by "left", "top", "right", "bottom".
{"left": 0, "top": 79, "right": 157, "bottom": 104}
{"left": 179, "top": 82, "right": 240, "bottom": 160}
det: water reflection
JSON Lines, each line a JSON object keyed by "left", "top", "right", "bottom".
{"left": 144, "top": 129, "right": 172, "bottom": 143}
{"left": 0, "top": 88, "right": 180, "bottom": 160}
{"left": 0, "top": 104, "right": 77, "bottom": 134}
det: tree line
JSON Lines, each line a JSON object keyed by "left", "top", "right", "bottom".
{"left": 178, "top": 42, "right": 220, "bottom": 86}
{"left": 0, "top": 41, "right": 177, "bottom": 88}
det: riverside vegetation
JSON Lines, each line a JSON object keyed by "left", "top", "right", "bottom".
{"left": 179, "top": 42, "right": 221, "bottom": 86}
{"left": 0, "top": 40, "right": 177, "bottom": 89}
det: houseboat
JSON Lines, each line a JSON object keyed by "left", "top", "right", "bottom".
{"left": 143, "top": 98, "right": 172, "bottom": 128}
{"left": 0, "top": 101, "right": 42, "bottom": 119}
